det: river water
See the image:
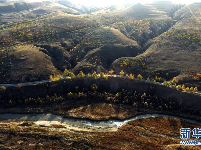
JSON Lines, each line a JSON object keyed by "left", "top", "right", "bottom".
{"left": 0, "top": 113, "right": 200, "bottom": 131}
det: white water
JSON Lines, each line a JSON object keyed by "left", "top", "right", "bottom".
{"left": 0, "top": 113, "right": 200, "bottom": 131}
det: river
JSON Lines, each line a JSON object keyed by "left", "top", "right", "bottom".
{"left": 0, "top": 113, "right": 200, "bottom": 132}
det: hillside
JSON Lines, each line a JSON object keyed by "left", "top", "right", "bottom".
{"left": 73, "top": 44, "right": 142, "bottom": 73}
{"left": 112, "top": 3, "right": 201, "bottom": 81}
{"left": 122, "top": 3, "right": 170, "bottom": 20}
{"left": 4, "top": 45, "right": 60, "bottom": 83}
{"left": 0, "top": 1, "right": 79, "bottom": 25}
{"left": 0, "top": 1, "right": 201, "bottom": 83}
{"left": 0, "top": 1, "right": 201, "bottom": 149}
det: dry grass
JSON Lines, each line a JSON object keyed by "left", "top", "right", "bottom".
{"left": 0, "top": 116, "right": 201, "bottom": 149}
{"left": 8, "top": 44, "right": 60, "bottom": 82}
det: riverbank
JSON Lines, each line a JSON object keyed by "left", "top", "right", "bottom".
{"left": 0, "top": 114, "right": 201, "bottom": 150}
{"left": 1, "top": 113, "right": 201, "bottom": 132}
{"left": 1, "top": 102, "right": 201, "bottom": 125}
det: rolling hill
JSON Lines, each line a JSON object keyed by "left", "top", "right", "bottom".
{"left": 112, "top": 3, "right": 201, "bottom": 81}
{"left": 0, "top": 1, "right": 201, "bottom": 83}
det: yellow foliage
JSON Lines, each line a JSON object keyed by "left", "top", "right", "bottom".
{"left": 129, "top": 74, "right": 134, "bottom": 80}
{"left": 181, "top": 84, "right": 185, "bottom": 90}
{"left": 137, "top": 74, "right": 143, "bottom": 81}
{"left": 109, "top": 69, "right": 114, "bottom": 74}
{"left": 77, "top": 71, "right": 85, "bottom": 78}
{"left": 100, "top": 72, "right": 105, "bottom": 78}
{"left": 194, "top": 87, "right": 198, "bottom": 92}
{"left": 105, "top": 73, "right": 109, "bottom": 80}
{"left": 190, "top": 87, "right": 194, "bottom": 91}
{"left": 92, "top": 71, "right": 97, "bottom": 78}
{"left": 177, "top": 85, "right": 182, "bottom": 90}
{"left": 49, "top": 75, "right": 53, "bottom": 81}
{"left": 120, "top": 70, "right": 124, "bottom": 78}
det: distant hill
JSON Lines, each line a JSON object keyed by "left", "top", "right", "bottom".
{"left": 112, "top": 3, "right": 201, "bottom": 80}
{"left": 122, "top": 3, "right": 170, "bottom": 20}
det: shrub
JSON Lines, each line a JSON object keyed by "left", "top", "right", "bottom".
{"left": 190, "top": 87, "right": 194, "bottom": 91}
{"left": 186, "top": 87, "right": 189, "bottom": 91}
{"left": 137, "top": 74, "right": 143, "bottom": 81}
{"left": 146, "top": 77, "right": 150, "bottom": 82}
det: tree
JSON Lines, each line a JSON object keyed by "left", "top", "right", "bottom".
{"left": 181, "top": 84, "right": 185, "bottom": 90}
{"left": 92, "top": 71, "right": 97, "bottom": 78}
{"left": 171, "top": 77, "right": 179, "bottom": 84}
{"left": 100, "top": 72, "right": 105, "bottom": 79}
{"left": 109, "top": 69, "right": 114, "bottom": 74}
{"left": 105, "top": 73, "right": 109, "bottom": 80}
{"left": 77, "top": 71, "right": 85, "bottom": 78}
{"left": 69, "top": 72, "right": 76, "bottom": 79}
{"left": 120, "top": 70, "right": 124, "bottom": 78}
{"left": 137, "top": 74, "right": 143, "bottom": 81}
{"left": 129, "top": 74, "right": 134, "bottom": 80}
{"left": 194, "top": 87, "right": 198, "bottom": 92}
{"left": 177, "top": 85, "right": 182, "bottom": 90}
{"left": 49, "top": 75, "right": 53, "bottom": 81}
{"left": 63, "top": 69, "right": 69, "bottom": 77}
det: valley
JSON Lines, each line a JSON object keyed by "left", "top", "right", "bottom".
{"left": 0, "top": 0, "right": 201, "bottom": 149}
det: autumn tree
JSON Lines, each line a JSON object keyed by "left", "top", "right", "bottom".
{"left": 92, "top": 71, "right": 97, "bottom": 78}
{"left": 77, "top": 71, "right": 85, "bottom": 78}
{"left": 63, "top": 69, "right": 69, "bottom": 77}
{"left": 69, "top": 72, "right": 76, "bottom": 79}
{"left": 137, "top": 74, "right": 143, "bottom": 81}
{"left": 120, "top": 70, "right": 124, "bottom": 78}
{"left": 129, "top": 74, "right": 134, "bottom": 80}
{"left": 109, "top": 69, "right": 114, "bottom": 74}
